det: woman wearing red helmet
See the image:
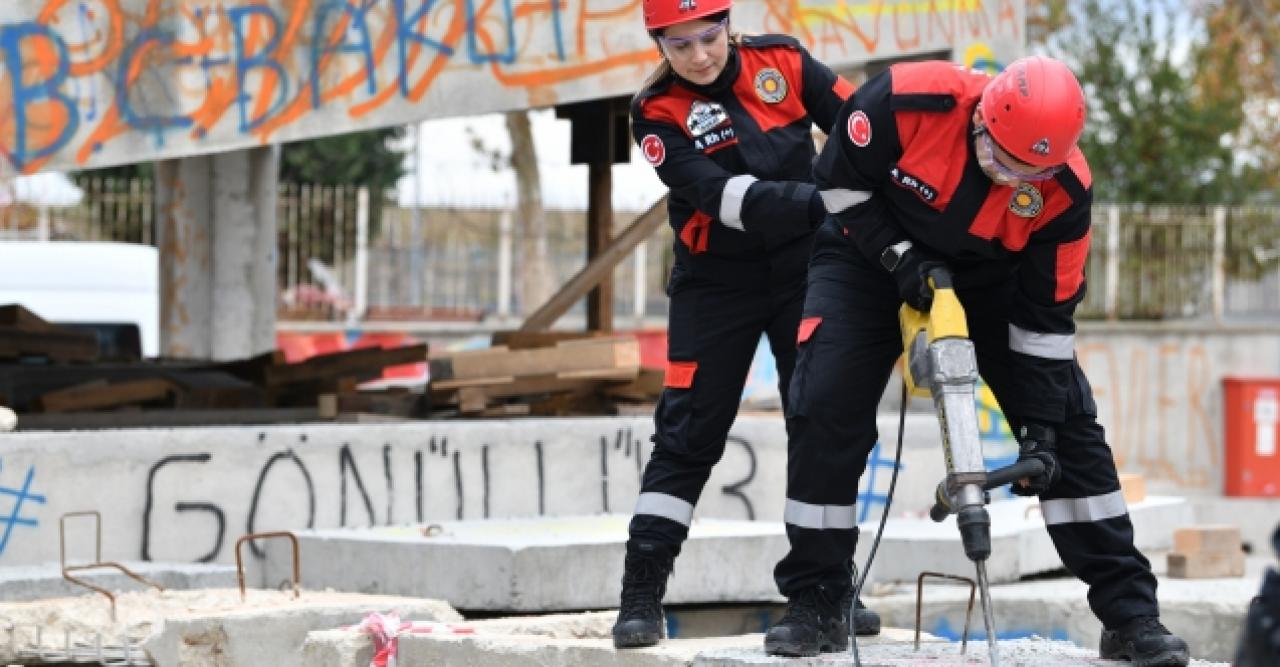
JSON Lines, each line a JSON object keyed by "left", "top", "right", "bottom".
{"left": 768, "top": 56, "right": 1191, "bottom": 664}
{"left": 611, "top": 0, "right": 879, "bottom": 652}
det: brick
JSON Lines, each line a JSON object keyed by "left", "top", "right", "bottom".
{"left": 1118, "top": 473, "right": 1146, "bottom": 504}
{"left": 1172, "top": 525, "right": 1242, "bottom": 555}
{"left": 1167, "top": 549, "right": 1245, "bottom": 579}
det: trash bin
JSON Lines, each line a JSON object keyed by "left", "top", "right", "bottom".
{"left": 1223, "top": 377, "right": 1280, "bottom": 497}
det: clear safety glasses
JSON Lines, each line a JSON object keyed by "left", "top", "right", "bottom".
{"left": 658, "top": 18, "right": 728, "bottom": 57}
{"left": 979, "top": 129, "right": 1064, "bottom": 182}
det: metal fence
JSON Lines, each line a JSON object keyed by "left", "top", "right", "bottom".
{"left": 2, "top": 178, "right": 1277, "bottom": 323}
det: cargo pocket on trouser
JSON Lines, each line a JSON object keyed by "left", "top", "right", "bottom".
{"left": 653, "top": 288, "right": 700, "bottom": 457}
{"left": 786, "top": 316, "right": 823, "bottom": 420}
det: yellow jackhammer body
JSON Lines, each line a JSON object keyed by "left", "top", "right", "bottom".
{"left": 899, "top": 267, "right": 1046, "bottom": 667}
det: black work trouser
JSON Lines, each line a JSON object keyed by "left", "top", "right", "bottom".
{"left": 773, "top": 221, "right": 1158, "bottom": 629}
{"left": 627, "top": 265, "right": 806, "bottom": 557}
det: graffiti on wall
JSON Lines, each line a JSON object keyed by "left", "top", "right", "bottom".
{"left": 132, "top": 426, "right": 772, "bottom": 563}
{"left": 0, "top": 458, "right": 46, "bottom": 556}
{"left": 0, "top": 0, "right": 1024, "bottom": 175}
{"left": 1078, "top": 340, "right": 1220, "bottom": 489}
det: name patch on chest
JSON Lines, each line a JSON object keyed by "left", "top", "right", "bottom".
{"left": 889, "top": 166, "right": 937, "bottom": 203}
{"left": 687, "top": 100, "right": 730, "bottom": 137}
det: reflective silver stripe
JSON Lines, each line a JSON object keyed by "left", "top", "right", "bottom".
{"left": 784, "top": 499, "right": 858, "bottom": 530}
{"left": 718, "top": 175, "right": 757, "bottom": 231}
{"left": 1008, "top": 324, "right": 1076, "bottom": 360}
{"left": 634, "top": 492, "right": 694, "bottom": 527}
{"left": 1040, "top": 490, "right": 1128, "bottom": 526}
{"left": 818, "top": 188, "right": 872, "bottom": 213}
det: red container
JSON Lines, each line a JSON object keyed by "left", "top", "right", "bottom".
{"left": 1223, "top": 377, "right": 1280, "bottom": 497}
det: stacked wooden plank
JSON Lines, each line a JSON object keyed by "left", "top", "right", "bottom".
{"left": 0, "top": 305, "right": 432, "bottom": 429}
{"left": 429, "top": 335, "right": 661, "bottom": 416}
{"left": 0, "top": 305, "right": 99, "bottom": 364}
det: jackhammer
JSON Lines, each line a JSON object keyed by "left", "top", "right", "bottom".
{"left": 899, "top": 266, "right": 1046, "bottom": 667}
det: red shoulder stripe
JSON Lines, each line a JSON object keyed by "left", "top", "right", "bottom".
{"left": 1055, "top": 228, "right": 1092, "bottom": 302}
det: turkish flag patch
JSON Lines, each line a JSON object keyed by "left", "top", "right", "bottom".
{"left": 641, "top": 134, "right": 666, "bottom": 166}
{"left": 847, "top": 110, "right": 872, "bottom": 147}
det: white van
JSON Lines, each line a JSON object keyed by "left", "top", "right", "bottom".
{"left": 0, "top": 242, "right": 159, "bottom": 358}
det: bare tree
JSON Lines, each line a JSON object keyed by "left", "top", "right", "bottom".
{"left": 505, "top": 111, "right": 554, "bottom": 315}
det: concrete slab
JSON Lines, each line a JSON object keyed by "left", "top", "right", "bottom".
{"left": 267, "top": 496, "right": 1190, "bottom": 613}
{"left": 302, "top": 612, "right": 1229, "bottom": 666}
{"left": 0, "top": 588, "right": 460, "bottom": 667}
{"left": 0, "top": 561, "right": 236, "bottom": 602}
{"left": 261, "top": 515, "right": 790, "bottom": 611}
{"left": 858, "top": 495, "right": 1192, "bottom": 585}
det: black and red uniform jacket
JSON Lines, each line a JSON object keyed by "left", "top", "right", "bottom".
{"left": 815, "top": 61, "right": 1095, "bottom": 424}
{"left": 631, "top": 35, "right": 853, "bottom": 288}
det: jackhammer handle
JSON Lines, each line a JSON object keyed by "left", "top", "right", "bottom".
{"left": 983, "top": 458, "right": 1046, "bottom": 490}
{"left": 928, "top": 459, "right": 1048, "bottom": 522}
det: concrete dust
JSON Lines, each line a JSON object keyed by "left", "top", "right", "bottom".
{"left": 0, "top": 588, "right": 460, "bottom": 662}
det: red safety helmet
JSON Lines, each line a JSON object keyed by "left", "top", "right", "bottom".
{"left": 980, "top": 56, "right": 1086, "bottom": 168}
{"left": 643, "top": 0, "right": 731, "bottom": 31}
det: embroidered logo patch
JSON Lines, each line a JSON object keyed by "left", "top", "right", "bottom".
{"left": 754, "top": 68, "right": 788, "bottom": 104}
{"left": 847, "top": 110, "right": 872, "bottom": 147}
{"left": 889, "top": 166, "right": 937, "bottom": 203}
{"left": 686, "top": 100, "right": 729, "bottom": 137}
{"left": 1009, "top": 182, "right": 1044, "bottom": 217}
{"left": 641, "top": 134, "right": 666, "bottom": 167}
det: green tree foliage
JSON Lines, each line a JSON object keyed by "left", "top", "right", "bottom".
{"left": 1038, "top": 0, "right": 1260, "bottom": 204}
{"left": 1198, "top": 0, "right": 1280, "bottom": 203}
{"left": 279, "top": 126, "right": 407, "bottom": 190}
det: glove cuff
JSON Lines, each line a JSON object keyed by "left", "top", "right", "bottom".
{"left": 1018, "top": 421, "right": 1056, "bottom": 448}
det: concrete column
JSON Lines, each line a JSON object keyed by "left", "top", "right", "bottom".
{"left": 156, "top": 146, "right": 279, "bottom": 360}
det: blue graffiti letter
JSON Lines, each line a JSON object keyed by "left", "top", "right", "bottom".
{"left": 0, "top": 22, "right": 78, "bottom": 170}
{"left": 394, "top": 0, "right": 455, "bottom": 97}
{"left": 465, "top": 0, "right": 516, "bottom": 64}
{"left": 227, "top": 5, "right": 290, "bottom": 132}
{"left": 117, "top": 28, "right": 194, "bottom": 148}
{"left": 311, "top": 1, "right": 379, "bottom": 109}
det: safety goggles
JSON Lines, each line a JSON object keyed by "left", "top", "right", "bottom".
{"left": 658, "top": 18, "right": 728, "bottom": 56}
{"left": 978, "top": 129, "right": 1063, "bottom": 182}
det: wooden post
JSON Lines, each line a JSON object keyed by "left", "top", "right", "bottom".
{"left": 587, "top": 162, "right": 614, "bottom": 332}
{"left": 520, "top": 196, "right": 668, "bottom": 332}
{"left": 552, "top": 96, "right": 632, "bottom": 333}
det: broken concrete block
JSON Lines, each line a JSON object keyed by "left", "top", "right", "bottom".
{"left": 1167, "top": 549, "right": 1245, "bottom": 579}
{"left": 1173, "top": 525, "right": 1242, "bottom": 555}
{"left": 1118, "top": 473, "right": 1146, "bottom": 504}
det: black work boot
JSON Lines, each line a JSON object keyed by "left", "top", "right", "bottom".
{"left": 1099, "top": 616, "right": 1190, "bottom": 667}
{"left": 764, "top": 585, "right": 847, "bottom": 656}
{"left": 840, "top": 588, "right": 882, "bottom": 636}
{"left": 611, "top": 542, "right": 673, "bottom": 648}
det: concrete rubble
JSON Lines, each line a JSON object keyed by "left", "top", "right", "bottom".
{"left": 0, "top": 588, "right": 459, "bottom": 667}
